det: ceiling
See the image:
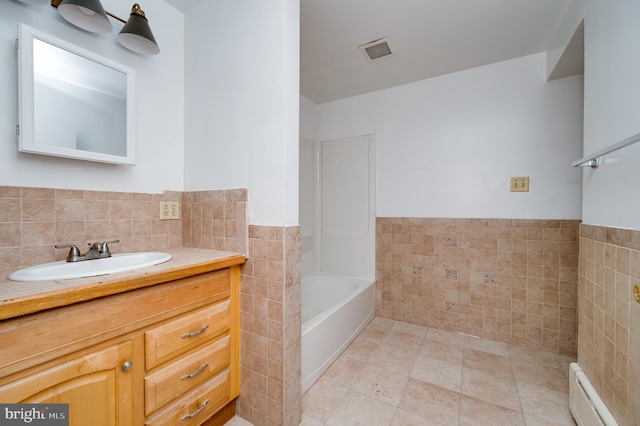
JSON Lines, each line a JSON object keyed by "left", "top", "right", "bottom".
{"left": 166, "top": 0, "right": 575, "bottom": 104}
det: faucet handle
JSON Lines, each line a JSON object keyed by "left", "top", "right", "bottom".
{"left": 101, "top": 239, "right": 120, "bottom": 254}
{"left": 55, "top": 244, "right": 82, "bottom": 262}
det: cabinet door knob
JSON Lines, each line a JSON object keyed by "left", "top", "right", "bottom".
{"left": 122, "top": 361, "right": 133, "bottom": 372}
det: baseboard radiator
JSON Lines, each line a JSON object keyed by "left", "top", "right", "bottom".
{"left": 569, "top": 363, "right": 619, "bottom": 426}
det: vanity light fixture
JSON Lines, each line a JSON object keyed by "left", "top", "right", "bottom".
{"left": 56, "top": 0, "right": 112, "bottom": 34}
{"left": 50, "top": 0, "right": 159, "bottom": 55}
{"left": 117, "top": 4, "right": 159, "bottom": 55}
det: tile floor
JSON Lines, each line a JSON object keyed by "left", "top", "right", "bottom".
{"left": 299, "top": 317, "right": 578, "bottom": 426}
{"left": 225, "top": 316, "right": 578, "bottom": 426}
{"left": 225, "top": 416, "right": 254, "bottom": 426}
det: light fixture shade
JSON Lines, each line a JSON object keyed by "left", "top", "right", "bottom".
{"left": 16, "top": 0, "right": 49, "bottom": 5}
{"left": 57, "top": 0, "right": 113, "bottom": 34}
{"left": 117, "top": 4, "right": 159, "bottom": 55}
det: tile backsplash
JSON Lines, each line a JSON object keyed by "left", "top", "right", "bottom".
{"left": 0, "top": 186, "right": 250, "bottom": 269}
{"left": 0, "top": 186, "right": 183, "bottom": 268}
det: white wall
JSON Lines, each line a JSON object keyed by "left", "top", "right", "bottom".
{"left": 318, "top": 53, "right": 584, "bottom": 219}
{"left": 546, "top": 0, "right": 585, "bottom": 80}
{"left": 581, "top": 0, "right": 640, "bottom": 230}
{"left": 0, "top": 0, "right": 185, "bottom": 192}
{"left": 184, "top": 0, "right": 300, "bottom": 226}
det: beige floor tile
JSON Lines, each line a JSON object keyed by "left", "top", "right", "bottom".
{"left": 351, "top": 364, "right": 410, "bottom": 406}
{"left": 382, "top": 329, "right": 424, "bottom": 348}
{"left": 523, "top": 413, "right": 578, "bottom": 426}
{"left": 463, "top": 348, "right": 514, "bottom": 381}
{"left": 390, "top": 321, "right": 428, "bottom": 338}
{"left": 411, "top": 353, "right": 462, "bottom": 392}
{"left": 464, "top": 336, "right": 510, "bottom": 357}
{"left": 303, "top": 319, "right": 576, "bottom": 426}
{"left": 359, "top": 325, "right": 391, "bottom": 343}
{"left": 343, "top": 337, "right": 380, "bottom": 362}
{"left": 322, "top": 356, "right": 367, "bottom": 387}
{"left": 326, "top": 389, "right": 397, "bottom": 426}
{"left": 299, "top": 414, "right": 325, "bottom": 425}
{"left": 223, "top": 416, "right": 255, "bottom": 426}
{"left": 508, "top": 345, "right": 561, "bottom": 367}
{"left": 459, "top": 394, "right": 526, "bottom": 426}
{"left": 391, "top": 409, "right": 444, "bottom": 426}
{"left": 512, "top": 359, "right": 569, "bottom": 392}
{"left": 369, "top": 344, "right": 420, "bottom": 375}
{"left": 517, "top": 382, "right": 574, "bottom": 425}
{"left": 425, "top": 328, "right": 465, "bottom": 347}
{"left": 419, "top": 338, "right": 464, "bottom": 364}
{"left": 369, "top": 316, "right": 396, "bottom": 330}
{"left": 302, "top": 378, "right": 348, "bottom": 423}
{"left": 555, "top": 354, "right": 577, "bottom": 378}
{"left": 399, "top": 378, "right": 460, "bottom": 425}
{"left": 461, "top": 367, "right": 521, "bottom": 411}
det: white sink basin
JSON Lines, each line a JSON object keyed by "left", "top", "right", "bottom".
{"left": 8, "top": 252, "right": 172, "bottom": 282}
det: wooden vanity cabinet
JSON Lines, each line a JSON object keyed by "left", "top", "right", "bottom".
{"left": 0, "top": 340, "right": 135, "bottom": 425}
{"left": 0, "top": 264, "right": 241, "bottom": 426}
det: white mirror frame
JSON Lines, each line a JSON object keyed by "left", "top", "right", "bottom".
{"left": 18, "top": 24, "right": 135, "bottom": 165}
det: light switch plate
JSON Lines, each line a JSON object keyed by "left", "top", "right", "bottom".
{"left": 510, "top": 176, "right": 530, "bottom": 192}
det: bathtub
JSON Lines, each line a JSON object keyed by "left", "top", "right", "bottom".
{"left": 301, "top": 273, "right": 375, "bottom": 394}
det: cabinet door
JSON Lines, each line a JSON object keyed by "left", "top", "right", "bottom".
{"left": 0, "top": 341, "right": 134, "bottom": 426}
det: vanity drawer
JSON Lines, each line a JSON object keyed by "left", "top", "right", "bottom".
{"left": 145, "top": 335, "right": 230, "bottom": 416}
{"left": 145, "top": 368, "right": 230, "bottom": 426}
{"left": 145, "top": 301, "right": 230, "bottom": 370}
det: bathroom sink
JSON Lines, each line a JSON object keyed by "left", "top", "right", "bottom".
{"left": 8, "top": 252, "right": 173, "bottom": 282}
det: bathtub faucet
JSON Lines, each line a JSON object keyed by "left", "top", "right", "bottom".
{"left": 55, "top": 239, "right": 120, "bottom": 262}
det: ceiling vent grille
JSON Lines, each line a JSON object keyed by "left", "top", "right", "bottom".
{"left": 359, "top": 37, "right": 394, "bottom": 61}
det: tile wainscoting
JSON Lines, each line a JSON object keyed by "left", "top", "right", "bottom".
{"left": 376, "top": 218, "right": 581, "bottom": 356}
{"left": 578, "top": 224, "right": 640, "bottom": 426}
{"left": 238, "top": 225, "right": 302, "bottom": 426}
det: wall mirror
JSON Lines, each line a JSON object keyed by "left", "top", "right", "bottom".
{"left": 18, "top": 24, "right": 135, "bottom": 165}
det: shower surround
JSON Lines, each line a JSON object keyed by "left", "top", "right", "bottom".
{"left": 376, "top": 217, "right": 580, "bottom": 356}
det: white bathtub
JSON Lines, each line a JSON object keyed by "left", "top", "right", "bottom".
{"left": 301, "top": 273, "right": 375, "bottom": 394}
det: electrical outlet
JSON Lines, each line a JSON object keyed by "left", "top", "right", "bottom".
{"left": 160, "top": 201, "right": 180, "bottom": 220}
{"left": 510, "top": 176, "right": 530, "bottom": 192}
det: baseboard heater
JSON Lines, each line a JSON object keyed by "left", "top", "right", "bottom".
{"left": 569, "top": 363, "right": 619, "bottom": 426}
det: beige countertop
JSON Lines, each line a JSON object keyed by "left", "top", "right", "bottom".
{"left": 0, "top": 248, "right": 246, "bottom": 320}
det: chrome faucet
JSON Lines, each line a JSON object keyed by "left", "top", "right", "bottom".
{"left": 55, "top": 240, "right": 120, "bottom": 262}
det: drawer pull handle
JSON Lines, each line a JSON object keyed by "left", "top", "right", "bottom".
{"left": 180, "top": 363, "right": 209, "bottom": 380}
{"left": 181, "top": 324, "right": 209, "bottom": 339}
{"left": 180, "top": 399, "right": 209, "bottom": 421}
{"left": 122, "top": 361, "right": 133, "bottom": 372}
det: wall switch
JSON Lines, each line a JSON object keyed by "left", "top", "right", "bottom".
{"left": 510, "top": 176, "right": 530, "bottom": 192}
{"left": 160, "top": 201, "right": 180, "bottom": 219}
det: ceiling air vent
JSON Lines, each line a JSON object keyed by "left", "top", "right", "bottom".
{"left": 359, "top": 37, "right": 394, "bottom": 61}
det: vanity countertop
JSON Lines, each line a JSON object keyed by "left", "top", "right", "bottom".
{"left": 0, "top": 248, "right": 246, "bottom": 320}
